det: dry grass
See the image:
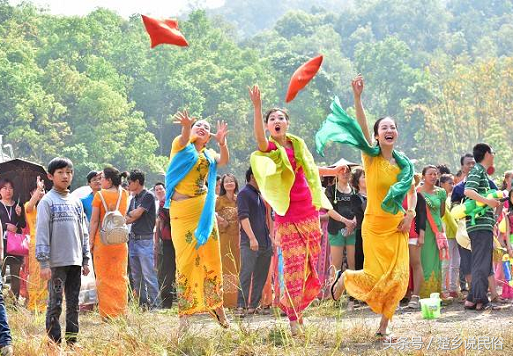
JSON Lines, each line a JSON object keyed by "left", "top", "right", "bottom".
{"left": 6, "top": 297, "right": 513, "bottom": 355}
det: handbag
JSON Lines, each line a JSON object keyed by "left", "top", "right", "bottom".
{"left": 6, "top": 231, "right": 29, "bottom": 256}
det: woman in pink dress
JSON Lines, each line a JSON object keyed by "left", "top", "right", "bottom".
{"left": 248, "top": 85, "right": 344, "bottom": 334}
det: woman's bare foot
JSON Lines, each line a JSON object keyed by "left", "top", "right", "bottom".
{"left": 377, "top": 315, "right": 389, "bottom": 335}
{"left": 331, "top": 271, "right": 345, "bottom": 301}
{"left": 212, "top": 307, "right": 230, "bottom": 328}
{"left": 290, "top": 320, "right": 304, "bottom": 336}
{"left": 178, "top": 316, "right": 190, "bottom": 334}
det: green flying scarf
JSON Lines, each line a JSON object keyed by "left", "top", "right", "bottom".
{"left": 250, "top": 133, "right": 329, "bottom": 216}
{"left": 315, "top": 97, "right": 414, "bottom": 215}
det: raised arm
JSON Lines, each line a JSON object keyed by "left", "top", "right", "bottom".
{"left": 352, "top": 75, "right": 372, "bottom": 145}
{"left": 26, "top": 176, "right": 45, "bottom": 213}
{"left": 213, "top": 120, "right": 230, "bottom": 167}
{"left": 173, "top": 110, "right": 195, "bottom": 148}
{"left": 318, "top": 165, "right": 349, "bottom": 177}
{"left": 249, "top": 85, "right": 269, "bottom": 151}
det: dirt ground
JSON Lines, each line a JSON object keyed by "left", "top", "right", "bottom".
{"left": 8, "top": 295, "right": 513, "bottom": 355}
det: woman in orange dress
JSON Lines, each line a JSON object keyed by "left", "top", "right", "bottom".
{"left": 89, "top": 167, "right": 129, "bottom": 319}
{"left": 215, "top": 174, "right": 240, "bottom": 308}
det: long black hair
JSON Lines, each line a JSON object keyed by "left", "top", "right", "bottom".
{"left": 104, "top": 167, "right": 128, "bottom": 187}
{"left": 372, "top": 117, "right": 397, "bottom": 146}
{"left": 219, "top": 174, "right": 239, "bottom": 196}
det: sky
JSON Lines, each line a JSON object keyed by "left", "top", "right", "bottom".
{"left": 9, "top": 0, "right": 225, "bottom": 17}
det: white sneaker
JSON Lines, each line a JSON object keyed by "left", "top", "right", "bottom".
{"left": 0, "top": 345, "right": 13, "bottom": 356}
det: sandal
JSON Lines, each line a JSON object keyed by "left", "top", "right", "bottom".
{"left": 375, "top": 332, "right": 398, "bottom": 343}
{"left": 490, "top": 295, "right": 507, "bottom": 304}
{"left": 476, "top": 302, "right": 498, "bottom": 311}
{"left": 464, "top": 302, "right": 476, "bottom": 310}
{"left": 209, "top": 309, "right": 230, "bottom": 329}
{"left": 257, "top": 306, "right": 271, "bottom": 315}
{"left": 330, "top": 270, "right": 344, "bottom": 301}
{"left": 407, "top": 295, "right": 420, "bottom": 309}
{"left": 234, "top": 307, "right": 245, "bottom": 317}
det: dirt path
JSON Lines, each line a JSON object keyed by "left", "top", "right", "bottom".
{"left": 10, "top": 297, "right": 513, "bottom": 355}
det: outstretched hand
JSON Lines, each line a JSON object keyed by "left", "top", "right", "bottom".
{"left": 248, "top": 85, "right": 262, "bottom": 108}
{"left": 334, "top": 165, "right": 349, "bottom": 175}
{"left": 213, "top": 120, "right": 229, "bottom": 146}
{"left": 351, "top": 74, "right": 364, "bottom": 98}
{"left": 173, "top": 110, "right": 196, "bottom": 127}
{"left": 35, "top": 176, "right": 45, "bottom": 199}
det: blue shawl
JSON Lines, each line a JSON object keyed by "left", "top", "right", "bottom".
{"left": 164, "top": 143, "right": 218, "bottom": 248}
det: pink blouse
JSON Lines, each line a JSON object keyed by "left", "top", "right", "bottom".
{"left": 267, "top": 142, "right": 318, "bottom": 223}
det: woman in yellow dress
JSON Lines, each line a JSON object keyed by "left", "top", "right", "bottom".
{"left": 165, "top": 110, "right": 230, "bottom": 331}
{"left": 215, "top": 174, "right": 240, "bottom": 309}
{"left": 25, "top": 177, "right": 48, "bottom": 312}
{"left": 89, "top": 167, "right": 129, "bottom": 319}
{"left": 316, "top": 75, "right": 416, "bottom": 339}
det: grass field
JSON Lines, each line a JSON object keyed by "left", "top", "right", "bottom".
{"left": 6, "top": 295, "right": 513, "bottom": 355}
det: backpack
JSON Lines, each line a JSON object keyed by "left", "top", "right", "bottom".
{"left": 98, "top": 188, "right": 129, "bottom": 245}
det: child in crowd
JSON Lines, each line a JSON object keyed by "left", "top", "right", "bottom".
{"left": 36, "top": 157, "right": 91, "bottom": 346}
{"left": 440, "top": 174, "right": 460, "bottom": 299}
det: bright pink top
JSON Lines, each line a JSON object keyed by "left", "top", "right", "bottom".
{"left": 266, "top": 142, "right": 318, "bottom": 223}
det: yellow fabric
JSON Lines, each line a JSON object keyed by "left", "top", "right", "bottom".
{"left": 92, "top": 189, "right": 129, "bottom": 318}
{"left": 250, "top": 134, "right": 331, "bottom": 216}
{"left": 499, "top": 218, "right": 506, "bottom": 233}
{"left": 25, "top": 202, "right": 48, "bottom": 312}
{"left": 443, "top": 197, "right": 458, "bottom": 239}
{"left": 420, "top": 272, "right": 441, "bottom": 298}
{"left": 215, "top": 195, "right": 240, "bottom": 308}
{"left": 170, "top": 136, "right": 217, "bottom": 197}
{"left": 343, "top": 154, "right": 408, "bottom": 320}
{"left": 171, "top": 194, "right": 223, "bottom": 315}
{"left": 250, "top": 147, "right": 295, "bottom": 216}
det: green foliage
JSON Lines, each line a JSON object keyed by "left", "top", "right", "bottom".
{"left": 1, "top": 0, "right": 513, "bottom": 188}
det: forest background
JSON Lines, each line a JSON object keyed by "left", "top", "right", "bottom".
{"left": 1, "top": 0, "right": 513, "bottom": 186}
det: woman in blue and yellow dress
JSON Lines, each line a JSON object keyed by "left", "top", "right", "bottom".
{"left": 316, "top": 75, "right": 416, "bottom": 339}
{"left": 165, "top": 110, "right": 230, "bottom": 332}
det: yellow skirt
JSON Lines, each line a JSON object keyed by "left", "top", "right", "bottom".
{"left": 27, "top": 236, "right": 48, "bottom": 312}
{"left": 344, "top": 215, "right": 409, "bottom": 320}
{"left": 170, "top": 195, "right": 223, "bottom": 316}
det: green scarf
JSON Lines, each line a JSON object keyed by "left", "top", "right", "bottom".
{"left": 250, "top": 133, "right": 325, "bottom": 216}
{"left": 315, "top": 97, "right": 414, "bottom": 215}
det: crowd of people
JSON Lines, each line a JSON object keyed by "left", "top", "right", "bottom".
{"left": 0, "top": 75, "right": 510, "bottom": 352}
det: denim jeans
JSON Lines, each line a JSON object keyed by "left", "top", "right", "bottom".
{"left": 237, "top": 244, "right": 273, "bottom": 309}
{"left": 129, "top": 239, "right": 161, "bottom": 308}
{"left": 46, "top": 265, "right": 81, "bottom": 344}
{"left": 0, "top": 278, "right": 12, "bottom": 347}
